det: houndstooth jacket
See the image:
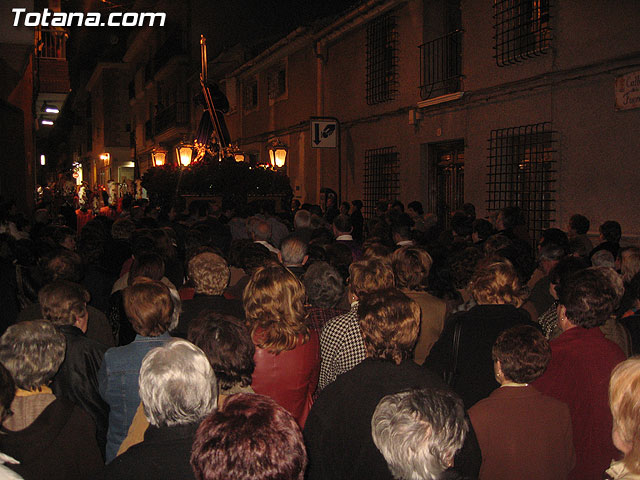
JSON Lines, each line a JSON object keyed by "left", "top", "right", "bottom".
{"left": 318, "top": 303, "right": 365, "bottom": 392}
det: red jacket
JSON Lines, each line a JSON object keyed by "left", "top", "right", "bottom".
{"left": 252, "top": 329, "right": 320, "bottom": 428}
{"left": 533, "top": 327, "right": 626, "bottom": 480}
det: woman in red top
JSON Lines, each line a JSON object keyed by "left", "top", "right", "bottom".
{"left": 243, "top": 263, "right": 320, "bottom": 428}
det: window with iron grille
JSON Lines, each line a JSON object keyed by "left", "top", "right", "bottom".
{"left": 366, "top": 14, "right": 398, "bottom": 105}
{"left": 493, "top": 0, "right": 551, "bottom": 67}
{"left": 243, "top": 78, "right": 258, "bottom": 110}
{"left": 363, "top": 147, "right": 400, "bottom": 218}
{"left": 486, "top": 122, "right": 557, "bottom": 245}
{"left": 267, "top": 65, "right": 287, "bottom": 100}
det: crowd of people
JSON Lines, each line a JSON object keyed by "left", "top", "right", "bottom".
{"left": 0, "top": 193, "right": 639, "bottom": 480}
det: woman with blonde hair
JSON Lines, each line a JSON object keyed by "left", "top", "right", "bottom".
{"left": 606, "top": 357, "right": 640, "bottom": 479}
{"left": 243, "top": 263, "right": 320, "bottom": 427}
{"left": 424, "top": 257, "right": 537, "bottom": 408}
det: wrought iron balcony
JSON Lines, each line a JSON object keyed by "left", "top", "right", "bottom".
{"left": 35, "top": 27, "right": 67, "bottom": 59}
{"left": 153, "top": 102, "right": 189, "bottom": 136}
{"left": 419, "top": 30, "right": 463, "bottom": 100}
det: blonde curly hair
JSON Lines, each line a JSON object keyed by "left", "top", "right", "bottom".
{"left": 471, "top": 258, "right": 524, "bottom": 307}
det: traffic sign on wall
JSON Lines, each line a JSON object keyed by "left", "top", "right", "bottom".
{"left": 310, "top": 118, "right": 339, "bottom": 148}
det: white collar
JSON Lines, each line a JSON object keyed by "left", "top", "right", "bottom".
{"left": 336, "top": 234, "right": 353, "bottom": 241}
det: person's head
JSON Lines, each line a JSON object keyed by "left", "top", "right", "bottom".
{"left": 139, "top": 338, "right": 217, "bottom": 428}
{"left": 38, "top": 280, "right": 90, "bottom": 331}
{"left": 592, "top": 249, "right": 616, "bottom": 268}
{"left": 191, "top": 393, "right": 306, "bottom": 480}
{"left": 619, "top": 247, "right": 640, "bottom": 284}
{"left": 332, "top": 214, "right": 352, "bottom": 236}
{"left": 340, "top": 201, "right": 350, "bottom": 215}
{"left": 496, "top": 206, "right": 521, "bottom": 231}
{"left": 239, "top": 242, "right": 274, "bottom": 276}
{"left": 303, "top": 261, "right": 344, "bottom": 309}
{"left": 548, "top": 256, "right": 589, "bottom": 299}
{"left": 600, "top": 220, "right": 622, "bottom": 244}
{"left": 188, "top": 252, "right": 230, "bottom": 296}
{"left": 391, "top": 223, "right": 412, "bottom": 243}
{"left": 53, "top": 226, "right": 76, "bottom": 251}
{"left": 0, "top": 363, "right": 15, "bottom": 424}
{"left": 249, "top": 218, "right": 272, "bottom": 242}
{"left": 359, "top": 289, "right": 420, "bottom": 364}
{"left": 0, "top": 321, "right": 65, "bottom": 391}
{"left": 187, "top": 313, "right": 255, "bottom": 392}
{"left": 348, "top": 258, "right": 395, "bottom": 300}
{"left": 557, "top": 267, "right": 617, "bottom": 329}
{"left": 41, "top": 248, "right": 84, "bottom": 284}
{"left": 112, "top": 217, "right": 136, "bottom": 240}
{"left": 538, "top": 228, "right": 569, "bottom": 252}
{"left": 492, "top": 325, "right": 551, "bottom": 384}
{"left": 391, "top": 246, "right": 433, "bottom": 292}
{"left": 407, "top": 201, "right": 424, "bottom": 217}
{"left": 472, "top": 219, "right": 494, "bottom": 243}
{"left": 123, "top": 279, "right": 174, "bottom": 336}
{"left": 293, "top": 209, "right": 311, "bottom": 230}
{"left": 537, "top": 242, "right": 566, "bottom": 275}
{"left": 449, "top": 247, "right": 484, "bottom": 290}
{"left": 362, "top": 242, "right": 393, "bottom": 261}
{"left": 128, "top": 252, "right": 165, "bottom": 285}
{"left": 471, "top": 258, "right": 524, "bottom": 307}
{"left": 279, "top": 235, "right": 308, "bottom": 266}
{"left": 569, "top": 214, "right": 590, "bottom": 236}
{"left": 352, "top": 199, "right": 363, "bottom": 211}
{"left": 372, "top": 388, "right": 468, "bottom": 480}
{"left": 609, "top": 358, "right": 640, "bottom": 473}
{"left": 243, "top": 263, "right": 309, "bottom": 354}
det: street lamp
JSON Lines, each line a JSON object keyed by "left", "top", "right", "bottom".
{"left": 176, "top": 143, "right": 194, "bottom": 167}
{"left": 99, "top": 153, "right": 111, "bottom": 166}
{"left": 268, "top": 139, "right": 288, "bottom": 169}
{"left": 151, "top": 148, "right": 167, "bottom": 167}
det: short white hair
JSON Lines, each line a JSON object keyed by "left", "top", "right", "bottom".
{"left": 371, "top": 388, "right": 468, "bottom": 480}
{"left": 139, "top": 339, "right": 218, "bottom": 427}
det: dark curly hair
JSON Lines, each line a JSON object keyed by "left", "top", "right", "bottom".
{"left": 558, "top": 267, "right": 617, "bottom": 328}
{"left": 492, "top": 325, "right": 550, "bottom": 383}
{"left": 188, "top": 312, "right": 255, "bottom": 391}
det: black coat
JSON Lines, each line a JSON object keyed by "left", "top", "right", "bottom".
{"left": 424, "top": 304, "right": 536, "bottom": 409}
{"left": 52, "top": 324, "right": 110, "bottom": 456}
{"left": 303, "top": 358, "right": 481, "bottom": 480}
{"left": 0, "top": 398, "right": 103, "bottom": 480}
{"left": 100, "top": 423, "right": 198, "bottom": 479}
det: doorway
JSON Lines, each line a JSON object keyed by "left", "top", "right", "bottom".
{"left": 423, "top": 140, "right": 464, "bottom": 230}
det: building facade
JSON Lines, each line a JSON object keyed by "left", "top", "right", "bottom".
{"left": 223, "top": 0, "right": 640, "bottom": 242}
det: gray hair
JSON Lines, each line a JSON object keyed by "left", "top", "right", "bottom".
{"left": 0, "top": 320, "right": 66, "bottom": 390}
{"left": 303, "top": 261, "right": 344, "bottom": 308}
{"left": 294, "top": 209, "right": 311, "bottom": 230}
{"left": 591, "top": 249, "right": 615, "bottom": 268}
{"left": 592, "top": 266, "right": 625, "bottom": 310}
{"left": 280, "top": 235, "right": 308, "bottom": 266}
{"left": 139, "top": 338, "right": 218, "bottom": 427}
{"left": 538, "top": 243, "right": 565, "bottom": 262}
{"left": 372, "top": 388, "right": 468, "bottom": 480}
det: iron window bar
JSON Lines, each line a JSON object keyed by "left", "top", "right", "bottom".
{"left": 486, "top": 122, "right": 557, "bottom": 246}
{"left": 493, "top": 0, "right": 551, "bottom": 67}
{"left": 419, "top": 30, "right": 463, "bottom": 100}
{"left": 363, "top": 147, "right": 400, "bottom": 218}
{"left": 366, "top": 14, "right": 399, "bottom": 105}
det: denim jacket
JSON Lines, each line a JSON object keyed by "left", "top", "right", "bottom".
{"left": 98, "top": 332, "right": 171, "bottom": 463}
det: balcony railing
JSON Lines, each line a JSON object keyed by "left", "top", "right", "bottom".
{"left": 419, "top": 30, "right": 463, "bottom": 100}
{"left": 153, "top": 30, "right": 188, "bottom": 76}
{"left": 153, "top": 102, "right": 189, "bottom": 136}
{"left": 35, "top": 27, "right": 67, "bottom": 59}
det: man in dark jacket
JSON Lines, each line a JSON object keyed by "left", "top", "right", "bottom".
{"left": 39, "top": 280, "right": 109, "bottom": 457}
{"left": 304, "top": 289, "right": 481, "bottom": 480}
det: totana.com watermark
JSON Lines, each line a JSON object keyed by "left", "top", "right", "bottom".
{"left": 12, "top": 8, "right": 166, "bottom": 27}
